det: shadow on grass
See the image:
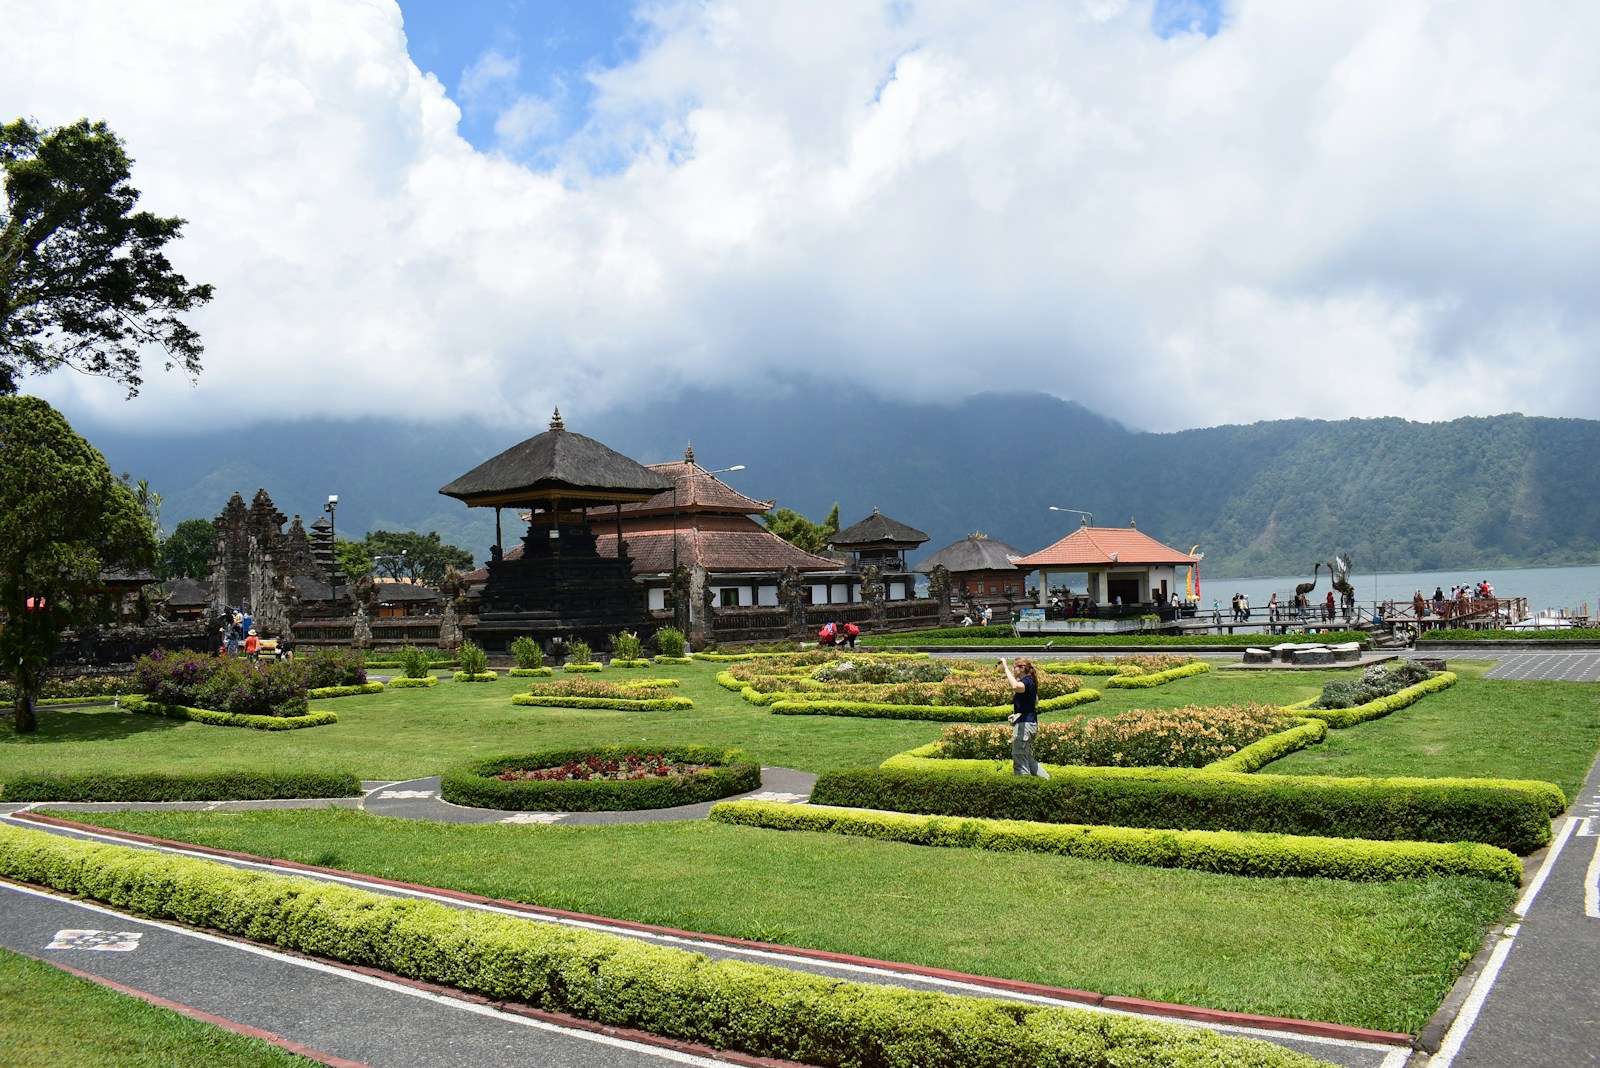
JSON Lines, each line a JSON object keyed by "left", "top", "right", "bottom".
{"left": 0, "top": 705, "right": 188, "bottom": 744}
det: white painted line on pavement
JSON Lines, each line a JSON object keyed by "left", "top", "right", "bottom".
{"left": 3, "top": 881, "right": 733, "bottom": 1067}
{"left": 1380, "top": 1048, "right": 1411, "bottom": 1068}
{"left": 1431, "top": 816, "right": 1582, "bottom": 1067}
{"left": 1578, "top": 818, "right": 1595, "bottom": 837}
{"left": 1516, "top": 816, "right": 1578, "bottom": 918}
{"left": 1585, "top": 835, "right": 1600, "bottom": 919}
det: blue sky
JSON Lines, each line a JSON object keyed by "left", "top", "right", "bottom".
{"left": 399, "top": 0, "right": 1225, "bottom": 160}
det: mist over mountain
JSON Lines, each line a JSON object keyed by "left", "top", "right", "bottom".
{"left": 77, "top": 392, "right": 1600, "bottom": 580}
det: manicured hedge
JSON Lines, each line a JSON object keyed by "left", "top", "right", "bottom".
{"left": 387, "top": 676, "right": 439, "bottom": 688}
{"left": 708, "top": 801, "right": 1523, "bottom": 885}
{"left": 453, "top": 671, "right": 499, "bottom": 682}
{"left": 1205, "top": 718, "right": 1327, "bottom": 773}
{"left": 441, "top": 745, "right": 759, "bottom": 811}
{"left": 1, "top": 771, "right": 362, "bottom": 803}
{"left": 769, "top": 689, "right": 1102, "bottom": 723}
{"left": 1419, "top": 628, "right": 1600, "bottom": 642}
{"left": 810, "top": 765, "right": 1561, "bottom": 853}
{"left": 120, "top": 697, "right": 337, "bottom": 731}
{"left": 608, "top": 658, "right": 652, "bottom": 669}
{"left": 1298, "top": 672, "right": 1457, "bottom": 729}
{"left": 509, "top": 693, "right": 694, "bottom": 711}
{"left": 563, "top": 662, "right": 605, "bottom": 673}
{"left": 652, "top": 655, "right": 693, "bottom": 665}
{"left": 308, "top": 681, "right": 387, "bottom": 699}
{"left": 1104, "top": 662, "right": 1213, "bottom": 688}
{"left": 509, "top": 667, "right": 554, "bottom": 677}
{"left": 0, "top": 825, "right": 1328, "bottom": 1068}
{"left": 865, "top": 630, "right": 1371, "bottom": 648}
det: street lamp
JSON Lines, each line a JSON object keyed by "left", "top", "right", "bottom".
{"left": 670, "top": 462, "right": 745, "bottom": 631}
{"left": 325, "top": 494, "right": 338, "bottom": 605}
{"left": 1048, "top": 506, "right": 1092, "bottom": 525}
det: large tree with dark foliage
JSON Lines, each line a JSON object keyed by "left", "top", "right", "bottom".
{"left": 0, "top": 396, "right": 156, "bottom": 732}
{"left": 0, "top": 118, "right": 213, "bottom": 396}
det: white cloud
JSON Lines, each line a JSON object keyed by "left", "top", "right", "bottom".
{"left": 4, "top": 0, "right": 1599, "bottom": 433}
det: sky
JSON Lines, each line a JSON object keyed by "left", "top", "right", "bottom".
{"left": 4, "top": 0, "right": 1598, "bottom": 435}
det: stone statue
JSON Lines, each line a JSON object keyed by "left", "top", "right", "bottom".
{"left": 778, "top": 565, "right": 806, "bottom": 638}
{"left": 927, "top": 564, "right": 953, "bottom": 627}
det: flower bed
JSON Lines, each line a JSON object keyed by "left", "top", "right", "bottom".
{"left": 119, "top": 696, "right": 337, "bottom": 731}
{"left": 132, "top": 649, "right": 310, "bottom": 719}
{"left": 1039, "top": 654, "right": 1200, "bottom": 677}
{"left": 938, "top": 703, "right": 1292, "bottom": 769}
{"left": 441, "top": 745, "right": 760, "bottom": 811}
{"left": 0, "top": 673, "right": 135, "bottom": 703}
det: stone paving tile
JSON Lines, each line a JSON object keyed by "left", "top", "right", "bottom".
{"left": 1484, "top": 652, "right": 1600, "bottom": 682}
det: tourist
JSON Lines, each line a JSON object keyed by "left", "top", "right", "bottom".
{"left": 1324, "top": 590, "right": 1335, "bottom": 621}
{"left": 841, "top": 621, "right": 859, "bottom": 649}
{"left": 1000, "top": 657, "right": 1048, "bottom": 778}
{"left": 819, "top": 621, "right": 838, "bottom": 647}
{"left": 1266, "top": 592, "right": 1279, "bottom": 621}
{"left": 1240, "top": 593, "right": 1251, "bottom": 621}
{"left": 244, "top": 629, "right": 260, "bottom": 663}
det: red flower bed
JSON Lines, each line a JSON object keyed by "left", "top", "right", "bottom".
{"left": 497, "top": 751, "right": 711, "bottom": 782}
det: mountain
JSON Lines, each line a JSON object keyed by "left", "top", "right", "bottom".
{"left": 74, "top": 393, "right": 1600, "bottom": 579}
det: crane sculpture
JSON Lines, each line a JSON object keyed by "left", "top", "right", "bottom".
{"left": 1294, "top": 562, "right": 1322, "bottom": 599}
{"left": 1329, "top": 553, "right": 1355, "bottom": 613}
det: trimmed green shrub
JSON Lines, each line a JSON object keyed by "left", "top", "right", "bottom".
{"left": 769, "top": 689, "right": 1102, "bottom": 723}
{"left": 509, "top": 666, "right": 554, "bottom": 677}
{"left": 308, "top": 681, "right": 386, "bottom": 699}
{"left": 453, "top": 671, "right": 499, "bottom": 683}
{"left": 1302, "top": 673, "right": 1458, "bottom": 729}
{"left": 458, "top": 640, "right": 489, "bottom": 676}
{"left": 388, "top": 676, "right": 438, "bottom": 688}
{"left": 654, "top": 626, "right": 687, "bottom": 658}
{"left": 707, "top": 801, "right": 1524, "bottom": 885}
{"left": 562, "top": 662, "right": 604, "bottom": 673}
{"left": 810, "top": 764, "right": 1561, "bottom": 853}
{"left": 509, "top": 635, "right": 544, "bottom": 670}
{"left": 132, "top": 649, "right": 310, "bottom": 718}
{"left": 0, "top": 673, "right": 135, "bottom": 703}
{"left": 120, "top": 696, "right": 337, "bottom": 731}
{"left": 441, "top": 745, "right": 759, "bottom": 811}
{"left": 0, "top": 824, "right": 1330, "bottom": 1068}
{"left": 653, "top": 655, "right": 693, "bottom": 665}
{"left": 611, "top": 630, "right": 643, "bottom": 662}
{"left": 511, "top": 693, "right": 693, "bottom": 711}
{"left": 398, "top": 644, "right": 434, "bottom": 679}
{"left": 1104, "top": 661, "right": 1213, "bottom": 688}
{"left": 1, "top": 770, "right": 361, "bottom": 803}
{"left": 608, "top": 659, "right": 652, "bottom": 669}
{"left": 567, "top": 637, "right": 593, "bottom": 665}
{"left": 1206, "top": 718, "right": 1327, "bottom": 773}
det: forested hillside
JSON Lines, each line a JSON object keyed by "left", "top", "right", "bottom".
{"left": 79, "top": 393, "right": 1600, "bottom": 579}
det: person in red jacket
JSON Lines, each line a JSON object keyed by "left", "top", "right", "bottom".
{"left": 841, "top": 622, "right": 859, "bottom": 649}
{"left": 244, "top": 629, "right": 261, "bottom": 662}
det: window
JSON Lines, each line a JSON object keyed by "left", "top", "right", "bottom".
{"left": 719, "top": 588, "right": 741, "bottom": 608}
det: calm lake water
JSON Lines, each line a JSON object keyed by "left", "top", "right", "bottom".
{"left": 1195, "top": 563, "right": 1600, "bottom": 619}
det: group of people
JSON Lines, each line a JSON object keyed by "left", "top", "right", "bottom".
{"left": 214, "top": 608, "right": 287, "bottom": 662}
{"left": 1412, "top": 581, "right": 1496, "bottom": 619}
{"left": 817, "top": 620, "right": 860, "bottom": 648}
{"left": 959, "top": 603, "right": 995, "bottom": 626}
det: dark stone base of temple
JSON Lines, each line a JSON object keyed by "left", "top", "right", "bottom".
{"left": 468, "top": 530, "right": 653, "bottom": 654}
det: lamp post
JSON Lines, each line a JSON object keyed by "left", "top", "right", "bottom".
{"left": 671, "top": 463, "right": 745, "bottom": 631}
{"left": 325, "top": 494, "right": 338, "bottom": 605}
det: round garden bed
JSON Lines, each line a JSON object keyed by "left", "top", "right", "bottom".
{"left": 440, "top": 744, "right": 761, "bottom": 812}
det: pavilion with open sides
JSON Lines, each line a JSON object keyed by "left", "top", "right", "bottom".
{"left": 1010, "top": 518, "right": 1200, "bottom": 633}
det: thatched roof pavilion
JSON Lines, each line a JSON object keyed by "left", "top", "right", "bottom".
{"left": 441, "top": 408, "right": 672, "bottom": 510}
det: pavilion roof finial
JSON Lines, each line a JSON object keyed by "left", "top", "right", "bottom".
{"left": 550, "top": 408, "right": 565, "bottom": 432}
{"left": 1129, "top": 516, "right": 1137, "bottom": 529}
{"left": 684, "top": 443, "right": 695, "bottom": 465}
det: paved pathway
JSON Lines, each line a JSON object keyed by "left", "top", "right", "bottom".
{"left": 1482, "top": 650, "right": 1600, "bottom": 682}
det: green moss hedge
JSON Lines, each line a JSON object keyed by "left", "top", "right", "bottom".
{"left": 652, "top": 655, "right": 693, "bottom": 665}
{"left": 1295, "top": 672, "right": 1457, "bottom": 728}
{"left": 510, "top": 693, "right": 694, "bottom": 712}
{"left": 509, "top": 666, "right": 554, "bottom": 677}
{"left": 708, "top": 801, "right": 1522, "bottom": 885}
{"left": 1, "top": 771, "right": 362, "bottom": 803}
{"left": 1104, "top": 662, "right": 1213, "bottom": 688}
{"left": 562, "top": 662, "right": 605, "bottom": 673}
{"left": 120, "top": 697, "right": 337, "bottom": 731}
{"left": 308, "top": 681, "right": 387, "bottom": 699}
{"left": 441, "top": 745, "right": 760, "bottom": 811}
{"left": 453, "top": 671, "right": 499, "bottom": 682}
{"left": 811, "top": 765, "right": 1561, "bottom": 854}
{"left": 0, "top": 824, "right": 1330, "bottom": 1068}
{"left": 1204, "top": 718, "right": 1328, "bottom": 773}
{"left": 387, "top": 676, "right": 439, "bottom": 688}
{"left": 768, "top": 689, "right": 1101, "bottom": 723}
{"left": 608, "top": 658, "right": 653, "bottom": 668}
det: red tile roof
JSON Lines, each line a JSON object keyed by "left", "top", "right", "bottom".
{"left": 592, "top": 513, "right": 836, "bottom": 573}
{"left": 1012, "top": 526, "right": 1197, "bottom": 568}
{"left": 585, "top": 447, "right": 773, "bottom": 519}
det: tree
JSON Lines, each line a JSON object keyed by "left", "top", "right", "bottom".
{"left": 364, "top": 530, "right": 474, "bottom": 585}
{"left": 334, "top": 538, "right": 372, "bottom": 583}
{"left": 0, "top": 396, "right": 156, "bottom": 732}
{"left": 1, "top": 118, "right": 214, "bottom": 397}
{"left": 158, "top": 518, "right": 215, "bottom": 581}
{"left": 761, "top": 503, "right": 840, "bottom": 555}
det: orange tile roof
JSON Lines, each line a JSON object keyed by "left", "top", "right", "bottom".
{"left": 1012, "top": 526, "right": 1197, "bottom": 568}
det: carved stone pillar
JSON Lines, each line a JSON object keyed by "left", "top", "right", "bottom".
{"left": 927, "top": 564, "right": 953, "bottom": 627}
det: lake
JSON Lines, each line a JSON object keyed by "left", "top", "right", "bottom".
{"left": 1194, "top": 563, "right": 1600, "bottom": 620}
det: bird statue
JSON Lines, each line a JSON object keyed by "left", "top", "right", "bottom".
{"left": 1294, "top": 562, "right": 1322, "bottom": 598}
{"left": 1329, "top": 553, "right": 1356, "bottom": 609}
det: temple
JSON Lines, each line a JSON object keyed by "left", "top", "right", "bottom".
{"left": 439, "top": 410, "right": 672, "bottom": 652}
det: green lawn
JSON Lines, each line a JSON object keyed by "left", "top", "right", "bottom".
{"left": 8, "top": 656, "right": 1597, "bottom": 1037}
{"left": 0, "top": 948, "right": 316, "bottom": 1068}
